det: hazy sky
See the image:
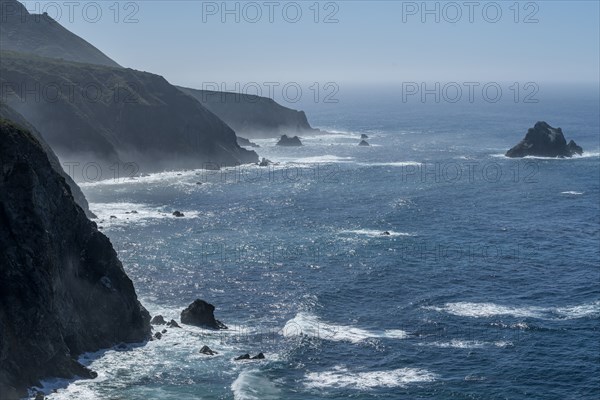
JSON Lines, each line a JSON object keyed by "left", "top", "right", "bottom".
{"left": 19, "top": 1, "right": 600, "bottom": 88}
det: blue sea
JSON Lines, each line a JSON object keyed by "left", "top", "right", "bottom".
{"left": 36, "top": 85, "right": 599, "bottom": 399}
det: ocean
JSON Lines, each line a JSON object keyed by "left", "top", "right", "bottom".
{"left": 36, "top": 85, "right": 599, "bottom": 399}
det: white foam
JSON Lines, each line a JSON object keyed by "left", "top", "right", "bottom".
{"left": 491, "top": 151, "right": 600, "bottom": 160}
{"left": 561, "top": 191, "right": 584, "bottom": 195}
{"left": 79, "top": 169, "right": 206, "bottom": 187}
{"left": 340, "top": 229, "right": 414, "bottom": 238}
{"left": 90, "top": 202, "right": 200, "bottom": 227}
{"left": 418, "top": 339, "right": 513, "bottom": 349}
{"left": 426, "top": 301, "right": 600, "bottom": 320}
{"left": 285, "top": 155, "right": 354, "bottom": 164}
{"left": 304, "top": 366, "right": 436, "bottom": 390}
{"left": 282, "top": 312, "right": 407, "bottom": 343}
{"left": 231, "top": 370, "right": 281, "bottom": 400}
{"left": 356, "top": 161, "right": 421, "bottom": 167}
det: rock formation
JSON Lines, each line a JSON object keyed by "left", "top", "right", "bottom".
{"left": 506, "top": 121, "right": 583, "bottom": 158}
{"left": 180, "top": 299, "right": 228, "bottom": 330}
{"left": 359, "top": 140, "right": 370, "bottom": 146}
{"left": 0, "top": 119, "right": 151, "bottom": 399}
{"left": 277, "top": 135, "right": 303, "bottom": 147}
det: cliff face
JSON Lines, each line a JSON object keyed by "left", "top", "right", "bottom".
{"left": 0, "top": 51, "right": 258, "bottom": 172}
{"left": 0, "top": 0, "right": 120, "bottom": 67}
{"left": 0, "top": 102, "right": 95, "bottom": 218}
{"left": 178, "top": 87, "right": 320, "bottom": 139}
{"left": 0, "top": 119, "right": 151, "bottom": 399}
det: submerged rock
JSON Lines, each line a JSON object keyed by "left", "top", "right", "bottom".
{"left": 251, "top": 353, "right": 265, "bottom": 359}
{"left": 277, "top": 134, "right": 303, "bottom": 146}
{"left": 200, "top": 345, "right": 218, "bottom": 356}
{"left": 234, "top": 354, "right": 251, "bottom": 361}
{"left": 506, "top": 121, "right": 583, "bottom": 158}
{"left": 172, "top": 211, "right": 185, "bottom": 218}
{"left": 358, "top": 140, "right": 370, "bottom": 146}
{"left": 180, "top": 299, "right": 228, "bottom": 330}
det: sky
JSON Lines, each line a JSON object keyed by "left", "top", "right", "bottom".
{"left": 18, "top": 0, "right": 600, "bottom": 89}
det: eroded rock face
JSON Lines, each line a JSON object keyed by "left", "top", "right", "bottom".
{"left": 0, "top": 119, "right": 151, "bottom": 399}
{"left": 506, "top": 121, "right": 583, "bottom": 158}
{"left": 180, "top": 299, "right": 228, "bottom": 330}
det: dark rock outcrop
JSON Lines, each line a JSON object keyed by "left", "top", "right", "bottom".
{"left": 277, "top": 135, "right": 303, "bottom": 147}
{"left": 178, "top": 86, "right": 320, "bottom": 139}
{"left": 167, "top": 319, "right": 181, "bottom": 328}
{"left": 0, "top": 102, "right": 95, "bottom": 218}
{"left": 172, "top": 211, "right": 185, "bottom": 218}
{"left": 252, "top": 353, "right": 265, "bottom": 360}
{"left": 237, "top": 137, "right": 260, "bottom": 148}
{"left": 358, "top": 140, "right": 370, "bottom": 146}
{"left": 0, "top": 119, "right": 151, "bottom": 399}
{"left": 506, "top": 121, "right": 583, "bottom": 158}
{"left": 234, "top": 354, "right": 251, "bottom": 361}
{"left": 361, "top": 134, "right": 369, "bottom": 139}
{"left": 0, "top": 0, "right": 120, "bottom": 67}
{"left": 259, "top": 158, "right": 271, "bottom": 167}
{"left": 150, "top": 315, "right": 167, "bottom": 325}
{"left": 199, "top": 346, "right": 218, "bottom": 356}
{"left": 180, "top": 299, "right": 228, "bottom": 330}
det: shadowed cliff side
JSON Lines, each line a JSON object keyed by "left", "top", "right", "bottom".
{"left": 0, "top": 102, "right": 95, "bottom": 218}
{"left": 178, "top": 86, "right": 320, "bottom": 139}
{"left": 0, "top": 119, "right": 151, "bottom": 399}
{"left": 0, "top": 51, "right": 258, "bottom": 173}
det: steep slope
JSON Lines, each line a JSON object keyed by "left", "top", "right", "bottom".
{"left": 0, "top": 0, "right": 120, "bottom": 67}
{"left": 178, "top": 86, "right": 320, "bottom": 139}
{"left": 0, "top": 51, "right": 258, "bottom": 172}
{"left": 0, "top": 102, "right": 95, "bottom": 218}
{"left": 0, "top": 119, "right": 151, "bottom": 399}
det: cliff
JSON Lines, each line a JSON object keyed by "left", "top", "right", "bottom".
{"left": 0, "top": 119, "right": 151, "bottom": 399}
{"left": 0, "top": 102, "right": 95, "bottom": 218}
{"left": 0, "top": 0, "right": 120, "bottom": 67}
{"left": 178, "top": 86, "right": 320, "bottom": 139}
{"left": 0, "top": 51, "right": 258, "bottom": 172}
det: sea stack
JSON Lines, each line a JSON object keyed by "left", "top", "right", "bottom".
{"left": 359, "top": 140, "right": 370, "bottom": 146}
{"left": 0, "top": 119, "right": 151, "bottom": 399}
{"left": 506, "top": 121, "right": 583, "bottom": 158}
{"left": 181, "top": 299, "right": 228, "bottom": 330}
{"left": 277, "top": 134, "right": 303, "bottom": 146}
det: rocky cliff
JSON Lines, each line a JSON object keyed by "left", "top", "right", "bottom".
{"left": 0, "top": 119, "right": 151, "bottom": 399}
{"left": 0, "top": 51, "right": 258, "bottom": 172}
{"left": 0, "top": 0, "right": 120, "bottom": 67}
{"left": 0, "top": 102, "right": 95, "bottom": 218}
{"left": 178, "top": 86, "right": 320, "bottom": 139}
